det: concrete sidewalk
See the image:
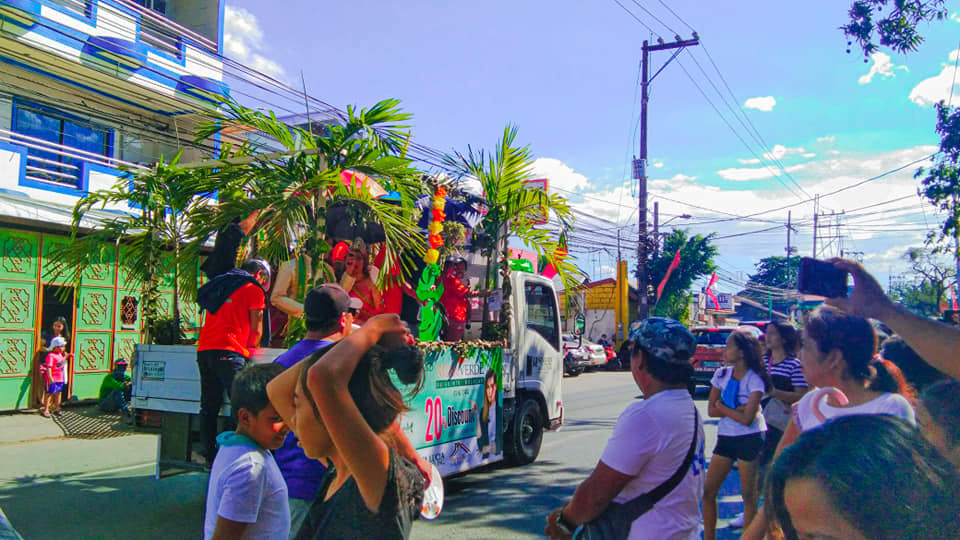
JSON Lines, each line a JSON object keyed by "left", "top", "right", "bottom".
{"left": 0, "top": 404, "right": 140, "bottom": 445}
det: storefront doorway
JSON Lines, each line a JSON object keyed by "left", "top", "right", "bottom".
{"left": 30, "top": 285, "right": 75, "bottom": 407}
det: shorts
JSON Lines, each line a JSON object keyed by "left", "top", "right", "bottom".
{"left": 714, "top": 432, "right": 764, "bottom": 461}
{"left": 47, "top": 382, "right": 65, "bottom": 394}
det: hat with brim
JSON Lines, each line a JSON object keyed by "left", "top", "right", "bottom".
{"left": 304, "top": 284, "right": 363, "bottom": 328}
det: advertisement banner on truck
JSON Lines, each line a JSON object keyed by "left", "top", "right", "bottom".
{"left": 402, "top": 347, "right": 504, "bottom": 477}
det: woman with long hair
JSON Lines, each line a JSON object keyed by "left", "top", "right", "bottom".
{"left": 342, "top": 247, "right": 383, "bottom": 325}
{"left": 703, "top": 329, "right": 772, "bottom": 539}
{"left": 267, "top": 314, "right": 425, "bottom": 539}
{"left": 741, "top": 309, "right": 917, "bottom": 540}
{"left": 766, "top": 414, "right": 960, "bottom": 540}
{"left": 757, "top": 322, "right": 807, "bottom": 471}
{"left": 475, "top": 369, "right": 499, "bottom": 455}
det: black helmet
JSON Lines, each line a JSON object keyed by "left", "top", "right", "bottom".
{"left": 444, "top": 255, "right": 467, "bottom": 269}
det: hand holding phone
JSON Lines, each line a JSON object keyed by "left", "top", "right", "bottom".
{"left": 798, "top": 257, "right": 849, "bottom": 298}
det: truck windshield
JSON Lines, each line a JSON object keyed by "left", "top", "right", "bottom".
{"left": 525, "top": 282, "right": 559, "bottom": 350}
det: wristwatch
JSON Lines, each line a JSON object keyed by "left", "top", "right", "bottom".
{"left": 556, "top": 505, "right": 576, "bottom": 536}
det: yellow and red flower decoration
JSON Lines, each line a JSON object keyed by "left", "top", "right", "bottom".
{"left": 423, "top": 186, "right": 447, "bottom": 264}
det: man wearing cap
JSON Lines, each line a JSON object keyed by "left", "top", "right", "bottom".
{"left": 545, "top": 318, "right": 706, "bottom": 540}
{"left": 98, "top": 359, "right": 132, "bottom": 421}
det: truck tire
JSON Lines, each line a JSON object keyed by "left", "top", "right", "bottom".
{"left": 505, "top": 398, "right": 544, "bottom": 466}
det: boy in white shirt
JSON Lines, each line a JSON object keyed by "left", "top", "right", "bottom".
{"left": 204, "top": 363, "right": 291, "bottom": 540}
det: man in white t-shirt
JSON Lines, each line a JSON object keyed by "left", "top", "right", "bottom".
{"left": 204, "top": 363, "right": 291, "bottom": 540}
{"left": 545, "top": 318, "right": 706, "bottom": 540}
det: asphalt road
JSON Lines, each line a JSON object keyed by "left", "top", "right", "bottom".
{"left": 0, "top": 371, "right": 745, "bottom": 539}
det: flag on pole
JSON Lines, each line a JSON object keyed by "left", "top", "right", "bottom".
{"left": 656, "top": 247, "right": 682, "bottom": 299}
{"left": 950, "top": 285, "right": 959, "bottom": 311}
{"left": 705, "top": 271, "right": 720, "bottom": 310}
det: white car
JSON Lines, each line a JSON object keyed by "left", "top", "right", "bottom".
{"left": 563, "top": 334, "right": 607, "bottom": 368}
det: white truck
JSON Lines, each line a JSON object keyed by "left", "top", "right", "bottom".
{"left": 132, "top": 268, "right": 564, "bottom": 478}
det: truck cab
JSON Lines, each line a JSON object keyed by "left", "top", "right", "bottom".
{"left": 502, "top": 270, "right": 564, "bottom": 464}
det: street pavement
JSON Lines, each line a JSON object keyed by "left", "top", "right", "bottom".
{"left": 0, "top": 372, "right": 746, "bottom": 539}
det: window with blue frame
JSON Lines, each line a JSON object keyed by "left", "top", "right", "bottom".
{"left": 13, "top": 103, "right": 110, "bottom": 188}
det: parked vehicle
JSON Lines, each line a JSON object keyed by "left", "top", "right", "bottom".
{"left": 562, "top": 334, "right": 589, "bottom": 376}
{"left": 579, "top": 338, "right": 609, "bottom": 369}
{"left": 690, "top": 325, "right": 764, "bottom": 392}
{"left": 134, "top": 269, "right": 564, "bottom": 477}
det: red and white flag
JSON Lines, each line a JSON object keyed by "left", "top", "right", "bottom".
{"left": 656, "top": 248, "right": 682, "bottom": 299}
{"left": 705, "top": 271, "right": 720, "bottom": 310}
{"left": 951, "top": 285, "right": 959, "bottom": 311}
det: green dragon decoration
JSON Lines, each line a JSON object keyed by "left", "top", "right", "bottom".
{"left": 416, "top": 262, "right": 444, "bottom": 341}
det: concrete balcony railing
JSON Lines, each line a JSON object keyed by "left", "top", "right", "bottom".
{"left": 0, "top": 0, "right": 229, "bottom": 114}
{"left": 0, "top": 126, "right": 141, "bottom": 205}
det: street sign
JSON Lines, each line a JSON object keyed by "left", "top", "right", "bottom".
{"left": 574, "top": 313, "right": 585, "bottom": 336}
{"left": 716, "top": 292, "right": 733, "bottom": 310}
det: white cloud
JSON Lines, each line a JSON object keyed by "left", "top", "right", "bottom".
{"left": 817, "top": 135, "right": 836, "bottom": 144}
{"left": 652, "top": 160, "right": 664, "bottom": 168}
{"left": 763, "top": 144, "right": 805, "bottom": 161}
{"left": 744, "top": 96, "right": 776, "bottom": 112}
{"left": 738, "top": 158, "right": 761, "bottom": 165}
{"left": 952, "top": 12, "right": 960, "bottom": 22}
{"left": 224, "top": 6, "right": 285, "bottom": 78}
{"left": 717, "top": 165, "right": 783, "bottom": 181}
{"left": 531, "top": 157, "right": 591, "bottom": 192}
{"left": 909, "top": 50, "right": 960, "bottom": 106}
{"left": 858, "top": 52, "right": 901, "bottom": 84}
{"left": 802, "top": 153, "right": 816, "bottom": 158}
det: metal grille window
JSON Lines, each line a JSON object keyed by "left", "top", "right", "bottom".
{"left": 13, "top": 104, "right": 110, "bottom": 188}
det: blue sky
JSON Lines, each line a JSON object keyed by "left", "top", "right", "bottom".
{"left": 222, "top": 1, "right": 960, "bottom": 293}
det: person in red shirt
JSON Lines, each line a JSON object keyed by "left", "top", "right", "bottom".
{"left": 196, "top": 257, "right": 271, "bottom": 464}
{"left": 439, "top": 256, "right": 484, "bottom": 342}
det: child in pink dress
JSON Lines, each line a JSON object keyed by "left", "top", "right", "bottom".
{"left": 41, "top": 336, "right": 68, "bottom": 417}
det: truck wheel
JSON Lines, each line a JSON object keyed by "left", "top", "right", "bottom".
{"left": 506, "top": 398, "right": 544, "bottom": 466}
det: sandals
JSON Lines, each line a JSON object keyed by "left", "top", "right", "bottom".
{"left": 41, "top": 411, "right": 51, "bottom": 418}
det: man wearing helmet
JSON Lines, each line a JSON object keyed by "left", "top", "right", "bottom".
{"left": 195, "top": 213, "right": 274, "bottom": 464}
{"left": 545, "top": 318, "right": 706, "bottom": 540}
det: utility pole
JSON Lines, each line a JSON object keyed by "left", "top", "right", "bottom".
{"left": 785, "top": 210, "right": 796, "bottom": 258}
{"left": 636, "top": 34, "right": 699, "bottom": 319}
{"left": 812, "top": 195, "right": 818, "bottom": 257}
{"left": 653, "top": 201, "right": 659, "bottom": 258}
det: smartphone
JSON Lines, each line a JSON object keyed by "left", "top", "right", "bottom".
{"left": 797, "top": 257, "right": 848, "bottom": 298}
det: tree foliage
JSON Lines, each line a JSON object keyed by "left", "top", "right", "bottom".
{"left": 735, "top": 256, "right": 800, "bottom": 319}
{"left": 891, "top": 279, "right": 942, "bottom": 317}
{"left": 747, "top": 256, "right": 800, "bottom": 289}
{"left": 648, "top": 230, "right": 717, "bottom": 321}
{"left": 194, "top": 98, "right": 426, "bottom": 286}
{"left": 915, "top": 102, "right": 960, "bottom": 268}
{"left": 841, "top": 0, "right": 948, "bottom": 56}
{"left": 55, "top": 153, "right": 217, "bottom": 343}
{"left": 445, "top": 126, "right": 582, "bottom": 339}
{"left": 901, "top": 247, "right": 955, "bottom": 315}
